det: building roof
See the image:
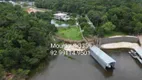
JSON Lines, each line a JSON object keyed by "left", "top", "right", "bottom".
{"left": 54, "top": 13, "right": 67, "bottom": 16}
{"left": 26, "top": 8, "right": 37, "bottom": 14}
{"left": 90, "top": 46, "right": 116, "bottom": 64}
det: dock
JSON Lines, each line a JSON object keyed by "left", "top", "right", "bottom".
{"left": 129, "top": 47, "right": 142, "bottom": 63}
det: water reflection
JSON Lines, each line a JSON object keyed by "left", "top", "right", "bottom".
{"left": 90, "top": 56, "right": 114, "bottom": 78}
{"left": 132, "top": 57, "right": 142, "bottom": 68}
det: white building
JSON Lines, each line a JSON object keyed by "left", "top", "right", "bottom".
{"left": 54, "top": 13, "right": 70, "bottom": 21}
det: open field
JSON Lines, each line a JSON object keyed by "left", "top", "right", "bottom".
{"left": 57, "top": 26, "right": 83, "bottom": 40}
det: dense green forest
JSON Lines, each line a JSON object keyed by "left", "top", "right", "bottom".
{"left": 0, "top": 2, "right": 57, "bottom": 79}
{"left": 1, "top": 0, "right": 142, "bottom": 79}
{"left": 35, "top": 0, "right": 142, "bottom": 37}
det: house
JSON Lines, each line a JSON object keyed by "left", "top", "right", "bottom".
{"left": 26, "top": 8, "right": 45, "bottom": 14}
{"left": 26, "top": 8, "right": 37, "bottom": 14}
{"left": 54, "top": 13, "right": 70, "bottom": 21}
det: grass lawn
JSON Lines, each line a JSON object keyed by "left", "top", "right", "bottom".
{"left": 104, "top": 31, "right": 126, "bottom": 37}
{"left": 57, "top": 26, "right": 83, "bottom": 40}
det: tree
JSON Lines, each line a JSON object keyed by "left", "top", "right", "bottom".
{"left": 95, "top": 27, "right": 105, "bottom": 37}
{"left": 134, "top": 22, "right": 142, "bottom": 34}
{"left": 0, "top": 3, "right": 57, "bottom": 79}
{"left": 0, "top": 64, "right": 5, "bottom": 79}
{"left": 78, "top": 17, "right": 87, "bottom": 23}
{"left": 83, "top": 26, "right": 94, "bottom": 37}
{"left": 101, "top": 22, "right": 116, "bottom": 33}
{"left": 101, "top": 14, "right": 108, "bottom": 23}
{"left": 87, "top": 10, "right": 102, "bottom": 27}
{"left": 110, "top": 14, "right": 118, "bottom": 24}
{"left": 80, "top": 22, "right": 90, "bottom": 28}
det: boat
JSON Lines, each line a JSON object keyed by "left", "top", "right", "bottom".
{"left": 129, "top": 49, "right": 142, "bottom": 64}
{"left": 129, "top": 50, "right": 137, "bottom": 58}
{"left": 90, "top": 46, "right": 116, "bottom": 70}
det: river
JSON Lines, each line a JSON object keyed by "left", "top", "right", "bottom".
{"left": 30, "top": 49, "right": 142, "bottom": 80}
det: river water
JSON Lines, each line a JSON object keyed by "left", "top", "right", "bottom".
{"left": 30, "top": 49, "right": 142, "bottom": 80}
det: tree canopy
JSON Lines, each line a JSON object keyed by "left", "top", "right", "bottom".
{"left": 0, "top": 3, "right": 57, "bottom": 79}
{"left": 35, "top": 0, "right": 142, "bottom": 36}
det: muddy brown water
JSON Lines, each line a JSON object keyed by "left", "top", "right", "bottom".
{"left": 30, "top": 49, "right": 142, "bottom": 80}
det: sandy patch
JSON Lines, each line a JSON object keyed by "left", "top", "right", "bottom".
{"left": 109, "top": 35, "right": 137, "bottom": 38}
{"left": 101, "top": 42, "right": 140, "bottom": 49}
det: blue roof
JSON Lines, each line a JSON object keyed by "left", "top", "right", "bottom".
{"left": 90, "top": 46, "right": 116, "bottom": 64}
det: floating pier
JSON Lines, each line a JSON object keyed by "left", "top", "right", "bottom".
{"left": 89, "top": 46, "right": 116, "bottom": 70}
{"left": 129, "top": 47, "right": 142, "bottom": 63}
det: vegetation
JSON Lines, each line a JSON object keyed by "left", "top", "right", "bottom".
{"left": 35, "top": 0, "right": 142, "bottom": 37}
{"left": 1, "top": 0, "right": 142, "bottom": 79}
{"left": 104, "top": 32, "right": 126, "bottom": 37}
{"left": 0, "top": 3, "right": 57, "bottom": 79}
{"left": 101, "top": 22, "right": 116, "bottom": 33}
{"left": 78, "top": 17, "right": 95, "bottom": 37}
{"left": 57, "top": 27, "right": 83, "bottom": 40}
